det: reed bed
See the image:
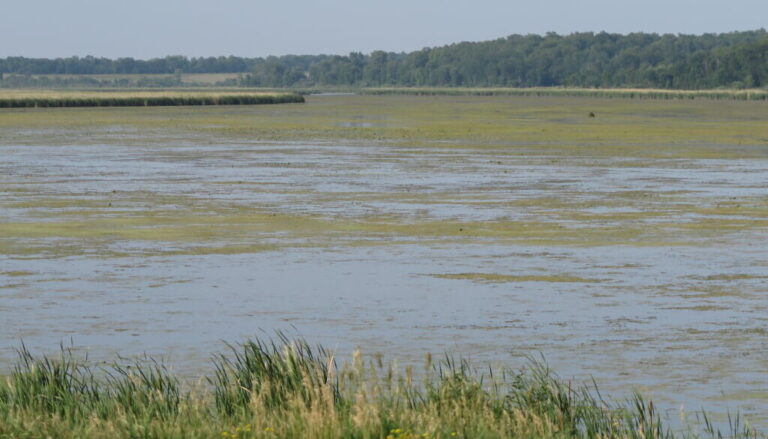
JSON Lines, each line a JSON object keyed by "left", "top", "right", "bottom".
{"left": 0, "top": 90, "right": 304, "bottom": 108}
{"left": 361, "top": 87, "right": 768, "bottom": 101}
{"left": 0, "top": 337, "right": 762, "bottom": 439}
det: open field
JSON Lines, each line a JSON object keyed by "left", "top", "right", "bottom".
{"left": 0, "top": 89, "right": 304, "bottom": 107}
{"left": 1, "top": 95, "right": 768, "bottom": 432}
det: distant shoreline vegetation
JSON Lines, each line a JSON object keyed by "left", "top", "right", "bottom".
{"left": 1, "top": 30, "right": 768, "bottom": 90}
{"left": 359, "top": 87, "right": 768, "bottom": 100}
{"left": 0, "top": 91, "right": 304, "bottom": 108}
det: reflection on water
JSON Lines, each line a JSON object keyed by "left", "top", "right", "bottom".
{"left": 1, "top": 133, "right": 768, "bottom": 427}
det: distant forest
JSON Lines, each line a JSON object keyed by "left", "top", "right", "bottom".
{"left": 2, "top": 30, "right": 767, "bottom": 89}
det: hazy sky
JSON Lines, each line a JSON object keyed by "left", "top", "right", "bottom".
{"left": 2, "top": 0, "right": 766, "bottom": 58}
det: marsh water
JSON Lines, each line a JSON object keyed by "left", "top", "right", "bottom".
{"left": 1, "top": 95, "right": 767, "bottom": 426}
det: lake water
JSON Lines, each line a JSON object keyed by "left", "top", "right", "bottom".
{"left": 1, "top": 96, "right": 767, "bottom": 427}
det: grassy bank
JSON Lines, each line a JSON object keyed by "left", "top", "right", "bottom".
{"left": 0, "top": 90, "right": 304, "bottom": 108}
{"left": 360, "top": 87, "right": 768, "bottom": 101}
{"left": 0, "top": 338, "right": 761, "bottom": 439}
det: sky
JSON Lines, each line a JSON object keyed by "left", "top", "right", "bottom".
{"left": 2, "top": 0, "right": 767, "bottom": 59}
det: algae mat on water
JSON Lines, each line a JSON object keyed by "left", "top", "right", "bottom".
{"left": 1, "top": 94, "right": 767, "bottom": 258}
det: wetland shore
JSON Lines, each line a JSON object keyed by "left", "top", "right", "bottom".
{"left": 1, "top": 94, "right": 767, "bottom": 433}
{"left": 358, "top": 87, "right": 768, "bottom": 101}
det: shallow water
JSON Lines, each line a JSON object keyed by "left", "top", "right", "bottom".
{"left": 1, "top": 96, "right": 767, "bottom": 427}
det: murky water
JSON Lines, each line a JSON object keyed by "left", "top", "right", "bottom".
{"left": 1, "top": 98, "right": 767, "bottom": 427}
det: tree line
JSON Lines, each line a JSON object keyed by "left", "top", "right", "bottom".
{"left": 0, "top": 55, "right": 254, "bottom": 75}
{"left": 2, "top": 30, "right": 767, "bottom": 89}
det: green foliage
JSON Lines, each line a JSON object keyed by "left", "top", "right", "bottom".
{"left": 0, "top": 343, "right": 180, "bottom": 422}
{"left": 2, "top": 343, "right": 102, "bottom": 418}
{"left": 0, "top": 92, "right": 305, "bottom": 108}
{"left": 105, "top": 355, "right": 182, "bottom": 421}
{"left": 360, "top": 87, "right": 768, "bottom": 100}
{"left": 210, "top": 334, "right": 339, "bottom": 414}
{"left": 0, "top": 338, "right": 763, "bottom": 438}
{"left": 240, "top": 30, "right": 768, "bottom": 89}
{"left": 0, "top": 54, "right": 255, "bottom": 75}
{"left": 2, "top": 31, "right": 767, "bottom": 89}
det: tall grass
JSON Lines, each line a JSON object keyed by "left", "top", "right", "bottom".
{"left": 0, "top": 90, "right": 304, "bottom": 108}
{"left": 0, "top": 338, "right": 763, "bottom": 439}
{"left": 210, "top": 334, "right": 340, "bottom": 414}
{"left": 0, "top": 343, "right": 181, "bottom": 422}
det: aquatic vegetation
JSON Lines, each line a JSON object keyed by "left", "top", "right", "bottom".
{"left": 362, "top": 87, "right": 768, "bottom": 101}
{"left": 0, "top": 338, "right": 762, "bottom": 438}
{"left": 0, "top": 90, "right": 304, "bottom": 108}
